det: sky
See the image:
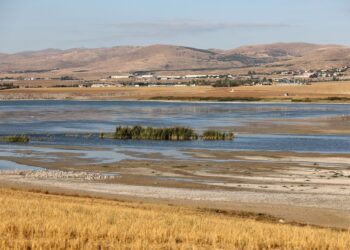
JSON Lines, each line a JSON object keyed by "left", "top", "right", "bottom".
{"left": 1, "top": 0, "right": 350, "bottom": 53}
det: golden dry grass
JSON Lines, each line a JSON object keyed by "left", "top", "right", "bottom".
{"left": 0, "top": 188, "right": 349, "bottom": 249}
{"left": 2, "top": 81, "right": 350, "bottom": 101}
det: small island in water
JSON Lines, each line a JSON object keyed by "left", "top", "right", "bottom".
{"left": 108, "top": 126, "right": 234, "bottom": 141}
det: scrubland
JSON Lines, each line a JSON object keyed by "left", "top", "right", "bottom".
{"left": 0, "top": 188, "right": 349, "bottom": 249}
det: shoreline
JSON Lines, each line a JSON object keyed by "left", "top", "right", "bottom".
{"left": 1, "top": 147, "right": 350, "bottom": 229}
{"left": 1, "top": 97, "right": 350, "bottom": 104}
{"left": 1, "top": 173, "right": 350, "bottom": 229}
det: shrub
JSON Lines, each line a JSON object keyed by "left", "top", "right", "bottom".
{"left": 3, "top": 135, "right": 30, "bottom": 143}
{"left": 114, "top": 126, "right": 198, "bottom": 141}
{"left": 202, "top": 130, "right": 234, "bottom": 140}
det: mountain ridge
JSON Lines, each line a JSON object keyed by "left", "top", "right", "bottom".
{"left": 1, "top": 43, "right": 349, "bottom": 77}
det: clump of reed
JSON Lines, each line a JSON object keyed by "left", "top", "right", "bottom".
{"left": 2, "top": 135, "right": 30, "bottom": 143}
{"left": 202, "top": 130, "right": 234, "bottom": 140}
{"left": 114, "top": 126, "right": 198, "bottom": 141}
{"left": 113, "top": 126, "right": 234, "bottom": 141}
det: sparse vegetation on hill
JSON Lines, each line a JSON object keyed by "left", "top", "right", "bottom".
{"left": 1, "top": 43, "right": 350, "bottom": 78}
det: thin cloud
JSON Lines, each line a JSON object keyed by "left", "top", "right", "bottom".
{"left": 112, "top": 19, "right": 291, "bottom": 37}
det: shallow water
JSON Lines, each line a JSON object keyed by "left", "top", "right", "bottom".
{"left": 0, "top": 159, "right": 42, "bottom": 170}
{"left": 1, "top": 100, "right": 350, "bottom": 134}
{"left": 0, "top": 100, "right": 350, "bottom": 169}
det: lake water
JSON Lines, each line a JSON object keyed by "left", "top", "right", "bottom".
{"left": 0, "top": 100, "right": 350, "bottom": 169}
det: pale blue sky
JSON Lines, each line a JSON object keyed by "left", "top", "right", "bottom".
{"left": 1, "top": 0, "right": 350, "bottom": 53}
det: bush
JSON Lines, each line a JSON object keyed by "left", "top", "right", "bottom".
{"left": 202, "top": 130, "right": 234, "bottom": 140}
{"left": 3, "top": 135, "right": 30, "bottom": 143}
{"left": 114, "top": 126, "right": 198, "bottom": 141}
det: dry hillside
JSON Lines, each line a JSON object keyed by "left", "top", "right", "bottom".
{"left": 1, "top": 43, "right": 350, "bottom": 78}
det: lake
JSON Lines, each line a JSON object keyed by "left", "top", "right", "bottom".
{"left": 0, "top": 100, "right": 350, "bottom": 169}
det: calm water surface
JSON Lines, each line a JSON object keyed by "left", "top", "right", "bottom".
{"left": 0, "top": 100, "right": 350, "bottom": 169}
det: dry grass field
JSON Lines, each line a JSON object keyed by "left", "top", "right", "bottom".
{"left": 0, "top": 188, "right": 349, "bottom": 249}
{"left": 1, "top": 81, "right": 350, "bottom": 101}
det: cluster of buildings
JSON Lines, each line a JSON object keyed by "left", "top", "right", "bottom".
{"left": 274, "top": 66, "right": 349, "bottom": 81}
{"left": 1, "top": 66, "right": 349, "bottom": 89}
{"left": 109, "top": 73, "right": 234, "bottom": 81}
{"left": 87, "top": 66, "right": 350, "bottom": 88}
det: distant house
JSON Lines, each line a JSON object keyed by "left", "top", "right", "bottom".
{"left": 157, "top": 75, "right": 182, "bottom": 81}
{"left": 110, "top": 74, "right": 132, "bottom": 79}
{"left": 294, "top": 72, "right": 316, "bottom": 79}
{"left": 91, "top": 83, "right": 121, "bottom": 88}
{"left": 184, "top": 75, "right": 208, "bottom": 79}
{"left": 136, "top": 74, "right": 155, "bottom": 80}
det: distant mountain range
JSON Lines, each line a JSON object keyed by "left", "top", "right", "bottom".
{"left": 1, "top": 43, "right": 350, "bottom": 77}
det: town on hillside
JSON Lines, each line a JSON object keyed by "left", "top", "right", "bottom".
{"left": 0, "top": 66, "right": 349, "bottom": 90}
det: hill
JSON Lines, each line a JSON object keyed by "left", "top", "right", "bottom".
{"left": 1, "top": 43, "right": 349, "bottom": 78}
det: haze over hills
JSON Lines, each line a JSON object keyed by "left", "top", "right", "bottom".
{"left": 1, "top": 43, "right": 350, "bottom": 78}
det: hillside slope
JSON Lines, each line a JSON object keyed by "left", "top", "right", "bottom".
{"left": 1, "top": 43, "right": 349, "bottom": 77}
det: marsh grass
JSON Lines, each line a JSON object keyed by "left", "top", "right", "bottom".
{"left": 0, "top": 188, "right": 349, "bottom": 249}
{"left": 113, "top": 126, "right": 234, "bottom": 141}
{"left": 1, "top": 135, "right": 30, "bottom": 143}
{"left": 114, "top": 126, "right": 198, "bottom": 140}
{"left": 151, "top": 96, "right": 263, "bottom": 102}
{"left": 202, "top": 130, "right": 234, "bottom": 140}
{"left": 292, "top": 96, "right": 350, "bottom": 103}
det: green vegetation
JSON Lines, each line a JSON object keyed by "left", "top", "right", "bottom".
{"left": 0, "top": 83, "right": 19, "bottom": 90}
{"left": 114, "top": 126, "right": 198, "bottom": 141}
{"left": 113, "top": 126, "right": 234, "bottom": 141}
{"left": 150, "top": 96, "right": 262, "bottom": 102}
{"left": 291, "top": 98, "right": 313, "bottom": 103}
{"left": 292, "top": 97, "right": 350, "bottom": 103}
{"left": 1, "top": 135, "right": 30, "bottom": 143}
{"left": 202, "top": 130, "right": 234, "bottom": 140}
{"left": 212, "top": 78, "right": 258, "bottom": 87}
{"left": 326, "top": 96, "right": 350, "bottom": 101}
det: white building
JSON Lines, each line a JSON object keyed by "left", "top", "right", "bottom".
{"left": 158, "top": 76, "right": 182, "bottom": 80}
{"left": 110, "top": 74, "right": 132, "bottom": 79}
{"left": 135, "top": 74, "right": 155, "bottom": 80}
{"left": 184, "top": 75, "right": 208, "bottom": 79}
{"left": 91, "top": 83, "right": 121, "bottom": 88}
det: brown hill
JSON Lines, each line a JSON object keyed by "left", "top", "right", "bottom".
{"left": 0, "top": 43, "right": 349, "bottom": 78}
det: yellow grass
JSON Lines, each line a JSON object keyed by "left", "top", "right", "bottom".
{"left": 2, "top": 81, "right": 350, "bottom": 101}
{"left": 0, "top": 188, "right": 349, "bottom": 249}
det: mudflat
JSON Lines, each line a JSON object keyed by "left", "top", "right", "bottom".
{"left": 1, "top": 149, "right": 350, "bottom": 229}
